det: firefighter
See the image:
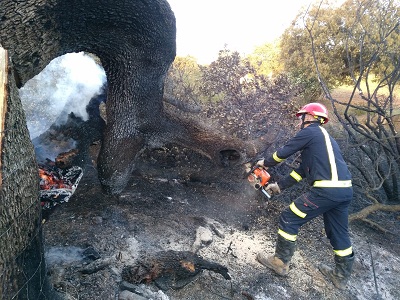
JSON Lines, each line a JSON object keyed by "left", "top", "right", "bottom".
{"left": 255, "top": 102, "right": 354, "bottom": 290}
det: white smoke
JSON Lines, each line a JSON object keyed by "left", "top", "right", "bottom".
{"left": 45, "top": 246, "right": 85, "bottom": 266}
{"left": 19, "top": 52, "right": 106, "bottom": 139}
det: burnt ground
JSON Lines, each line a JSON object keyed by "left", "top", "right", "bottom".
{"left": 42, "top": 144, "right": 400, "bottom": 300}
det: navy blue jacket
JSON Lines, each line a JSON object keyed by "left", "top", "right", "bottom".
{"left": 264, "top": 123, "right": 353, "bottom": 201}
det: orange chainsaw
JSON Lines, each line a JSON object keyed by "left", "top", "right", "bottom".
{"left": 245, "top": 162, "right": 272, "bottom": 199}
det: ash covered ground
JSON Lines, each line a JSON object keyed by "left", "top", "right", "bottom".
{"left": 42, "top": 144, "right": 400, "bottom": 300}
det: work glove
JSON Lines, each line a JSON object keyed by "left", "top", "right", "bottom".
{"left": 265, "top": 182, "right": 281, "bottom": 195}
{"left": 255, "top": 158, "right": 265, "bottom": 167}
{"left": 244, "top": 162, "right": 252, "bottom": 174}
{"left": 244, "top": 158, "right": 265, "bottom": 175}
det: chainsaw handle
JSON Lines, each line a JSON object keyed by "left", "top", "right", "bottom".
{"left": 245, "top": 165, "right": 268, "bottom": 178}
{"left": 243, "top": 158, "right": 267, "bottom": 179}
{"left": 244, "top": 164, "right": 257, "bottom": 179}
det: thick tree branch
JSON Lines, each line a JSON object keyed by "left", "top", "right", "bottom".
{"left": 349, "top": 203, "right": 400, "bottom": 222}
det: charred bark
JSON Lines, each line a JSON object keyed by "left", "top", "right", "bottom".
{"left": 0, "top": 49, "right": 55, "bottom": 299}
{"left": 0, "top": 1, "right": 255, "bottom": 296}
{"left": 0, "top": 0, "right": 253, "bottom": 195}
{"left": 1, "top": 0, "right": 177, "bottom": 194}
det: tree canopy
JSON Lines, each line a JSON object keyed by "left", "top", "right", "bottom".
{"left": 279, "top": 0, "right": 399, "bottom": 94}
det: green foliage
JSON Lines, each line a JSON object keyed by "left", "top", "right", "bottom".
{"left": 164, "top": 55, "right": 203, "bottom": 103}
{"left": 247, "top": 40, "right": 284, "bottom": 77}
{"left": 334, "top": 0, "right": 400, "bottom": 88}
{"left": 199, "top": 48, "right": 256, "bottom": 102}
{"left": 166, "top": 47, "right": 303, "bottom": 142}
{"left": 279, "top": 0, "right": 400, "bottom": 95}
{"left": 280, "top": 4, "right": 348, "bottom": 93}
{"left": 286, "top": 69, "right": 323, "bottom": 102}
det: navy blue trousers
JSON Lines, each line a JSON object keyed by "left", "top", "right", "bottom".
{"left": 278, "top": 188, "right": 352, "bottom": 254}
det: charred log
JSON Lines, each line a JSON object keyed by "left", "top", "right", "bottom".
{"left": 121, "top": 250, "right": 230, "bottom": 291}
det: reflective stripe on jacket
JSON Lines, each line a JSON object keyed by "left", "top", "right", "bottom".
{"left": 264, "top": 123, "right": 352, "bottom": 190}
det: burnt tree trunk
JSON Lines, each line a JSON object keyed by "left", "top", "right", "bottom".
{"left": 0, "top": 1, "right": 256, "bottom": 295}
{"left": 1, "top": 0, "right": 178, "bottom": 195}
{"left": 0, "top": 48, "right": 54, "bottom": 299}
{"left": 0, "top": 0, "right": 255, "bottom": 194}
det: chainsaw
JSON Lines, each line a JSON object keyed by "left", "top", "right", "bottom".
{"left": 244, "top": 161, "right": 272, "bottom": 199}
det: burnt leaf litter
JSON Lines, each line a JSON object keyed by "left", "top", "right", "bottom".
{"left": 41, "top": 139, "right": 400, "bottom": 300}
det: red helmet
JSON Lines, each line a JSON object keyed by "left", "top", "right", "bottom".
{"left": 296, "top": 102, "right": 329, "bottom": 124}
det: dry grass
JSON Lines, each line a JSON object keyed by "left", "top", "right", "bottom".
{"left": 329, "top": 85, "right": 400, "bottom": 132}
{"left": 331, "top": 84, "right": 400, "bottom": 108}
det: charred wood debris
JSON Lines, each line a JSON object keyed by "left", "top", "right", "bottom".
{"left": 35, "top": 78, "right": 302, "bottom": 298}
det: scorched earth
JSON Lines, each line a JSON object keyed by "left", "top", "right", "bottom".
{"left": 41, "top": 144, "right": 400, "bottom": 300}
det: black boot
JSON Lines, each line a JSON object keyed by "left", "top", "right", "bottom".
{"left": 319, "top": 252, "right": 355, "bottom": 290}
{"left": 257, "top": 235, "right": 296, "bottom": 276}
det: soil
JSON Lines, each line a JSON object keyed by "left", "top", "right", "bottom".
{"left": 42, "top": 145, "right": 400, "bottom": 300}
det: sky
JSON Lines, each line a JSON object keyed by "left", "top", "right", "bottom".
{"left": 167, "top": 0, "right": 316, "bottom": 64}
